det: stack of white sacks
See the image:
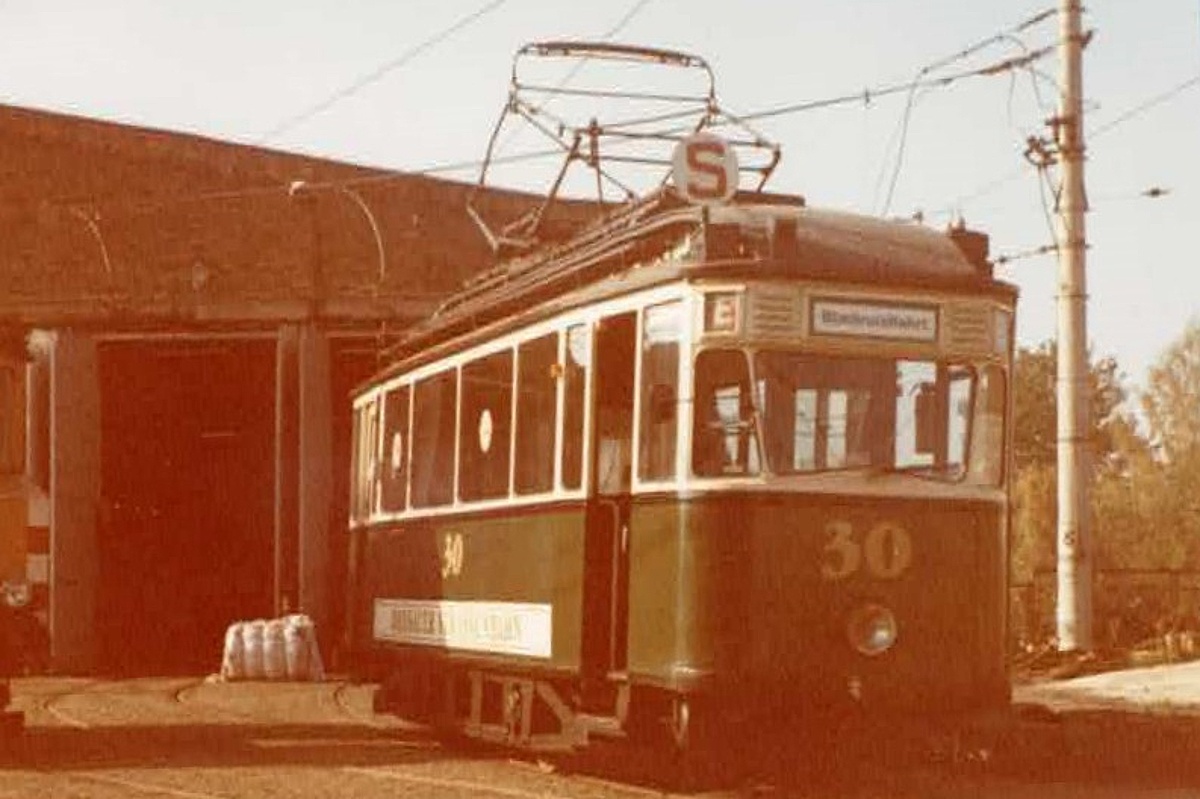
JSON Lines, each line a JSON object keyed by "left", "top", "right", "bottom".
{"left": 219, "top": 614, "right": 325, "bottom": 682}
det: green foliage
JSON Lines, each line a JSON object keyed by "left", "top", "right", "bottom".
{"left": 1012, "top": 341, "right": 1129, "bottom": 473}
{"left": 1010, "top": 342, "right": 1139, "bottom": 583}
{"left": 1139, "top": 320, "right": 1200, "bottom": 570}
{"left": 1143, "top": 320, "right": 1200, "bottom": 468}
{"left": 1093, "top": 466, "right": 1187, "bottom": 572}
{"left": 1010, "top": 325, "right": 1200, "bottom": 647}
{"left": 1011, "top": 462, "right": 1055, "bottom": 583}
{"left": 1012, "top": 344, "right": 1057, "bottom": 473}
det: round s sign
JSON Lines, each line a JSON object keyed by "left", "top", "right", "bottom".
{"left": 671, "top": 133, "right": 738, "bottom": 206}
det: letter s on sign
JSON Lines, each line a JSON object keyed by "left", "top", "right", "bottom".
{"left": 672, "top": 133, "right": 738, "bottom": 205}
{"left": 686, "top": 141, "right": 727, "bottom": 200}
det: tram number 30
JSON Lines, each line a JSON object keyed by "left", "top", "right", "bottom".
{"left": 821, "top": 520, "right": 913, "bottom": 581}
{"left": 440, "top": 532, "right": 464, "bottom": 579}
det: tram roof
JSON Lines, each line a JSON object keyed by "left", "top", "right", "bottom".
{"left": 376, "top": 188, "right": 1014, "bottom": 376}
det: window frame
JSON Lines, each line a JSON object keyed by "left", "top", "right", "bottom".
{"left": 458, "top": 347, "right": 515, "bottom": 503}
{"left": 514, "top": 332, "right": 560, "bottom": 497}
{"left": 378, "top": 383, "right": 411, "bottom": 513}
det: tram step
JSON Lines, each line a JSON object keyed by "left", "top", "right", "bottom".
{"left": 577, "top": 712, "right": 625, "bottom": 739}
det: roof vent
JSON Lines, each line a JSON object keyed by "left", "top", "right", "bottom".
{"left": 947, "top": 222, "right": 991, "bottom": 276}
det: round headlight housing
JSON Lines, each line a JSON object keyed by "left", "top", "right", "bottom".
{"left": 847, "top": 603, "right": 898, "bottom": 656}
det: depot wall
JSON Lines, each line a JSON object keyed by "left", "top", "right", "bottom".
{"left": 0, "top": 103, "right": 596, "bottom": 675}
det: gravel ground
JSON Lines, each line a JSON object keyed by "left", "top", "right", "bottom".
{"left": 2, "top": 665, "right": 1200, "bottom": 797}
{"left": 1015, "top": 658, "right": 1200, "bottom": 714}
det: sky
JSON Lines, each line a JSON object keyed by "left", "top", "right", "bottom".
{"left": 0, "top": 1, "right": 1198, "bottom": 399}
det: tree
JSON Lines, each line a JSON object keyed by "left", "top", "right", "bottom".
{"left": 1012, "top": 341, "right": 1130, "bottom": 474}
{"left": 1009, "top": 343, "right": 1146, "bottom": 645}
{"left": 1012, "top": 326, "right": 1200, "bottom": 646}
{"left": 1009, "top": 343, "right": 1134, "bottom": 571}
{"left": 1140, "top": 320, "right": 1200, "bottom": 571}
{"left": 1143, "top": 320, "right": 1200, "bottom": 467}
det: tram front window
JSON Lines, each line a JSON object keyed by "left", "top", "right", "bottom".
{"left": 751, "top": 352, "right": 1004, "bottom": 484}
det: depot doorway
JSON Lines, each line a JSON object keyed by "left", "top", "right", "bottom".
{"left": 97, "top": 337, "right": 276, "bottom": 675}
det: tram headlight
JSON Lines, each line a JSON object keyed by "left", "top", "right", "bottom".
{"left": 847, "top": 603, "right": 898, "bottom": 656}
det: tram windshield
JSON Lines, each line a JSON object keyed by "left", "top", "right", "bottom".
{"left": 692, "top": 349, "right": 1005, "bottom": 484}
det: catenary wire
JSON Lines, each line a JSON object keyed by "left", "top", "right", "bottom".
{"left": 4, "top": 24, "right": 1064, "bottom": 222}
{"left": 735, "top": 42, "right": 1056, "bottom": 126}
{"left": 876, "top": 7, "right": 1060, "bottom": 215}
{"left": 938, "top": 71, "right": 1200, "bottom": 219}
{"left": 1089, "top": 73, "right": 1200, "bottom": 139}
{"left": 5, "top": 48, "right": 1054, "bottom": 223}
{"left": 256, "top": 0, "right": 511, "bottom": 145}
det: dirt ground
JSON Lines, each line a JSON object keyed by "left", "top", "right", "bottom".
{"left": 4, "top": 667, "right": 1200, "bottom": 798}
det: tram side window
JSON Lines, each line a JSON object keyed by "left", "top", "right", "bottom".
{"left": 411, "top": 369, "right": 457, "bottom": 508}
{"left": 379, "top": 385, "right": 410, "bottom": 512}
{"left": 459, "top": 350, "right": 514, "bottom": 502}
{"left": 0, "top": 365, "right": 18, "bottom": 475}
{"left": 562, "top": 325, "right": 589, "bottom": 490}
{"left": 350, "top": 398, "right": 379, "bottom": 521}
{"left": 515, "top": 334, "right": 557, "bottom": 495}
{"left": 638, "top": 301, "right": 681, "bottom": 481}
{"left": 350, "top": 407, "right": 361, "bottom": 521}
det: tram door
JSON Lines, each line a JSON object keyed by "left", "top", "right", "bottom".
{"left": 582, "top": 312, "right": 635, "bottom": 681}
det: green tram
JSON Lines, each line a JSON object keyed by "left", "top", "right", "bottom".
{"left": 347, "top": 188, "right": 1016, "bottom": 749}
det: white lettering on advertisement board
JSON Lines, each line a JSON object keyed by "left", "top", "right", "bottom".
{"left": 372, "top": 598, "right": 553, "bottom": 659}
{"left": 811, "top": 300, "right": 938, "bottom": 342}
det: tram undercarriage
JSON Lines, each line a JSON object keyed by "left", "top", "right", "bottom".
{"left": 373, "top": 662, "right": 635, "bottom": 751}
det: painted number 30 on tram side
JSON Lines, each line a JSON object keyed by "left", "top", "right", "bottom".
{"left": 346, "top": 45, "right": 1015, "bottom": 753}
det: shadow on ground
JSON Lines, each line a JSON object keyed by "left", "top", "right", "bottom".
{"left": 4, "top": 702, "right": 1200, "bottom": 796}
{"left": 550, "top": 705, "right": 1200, "bottom": 795}
{"left": 0, "top": 722, "right": 451, "bottom": 772}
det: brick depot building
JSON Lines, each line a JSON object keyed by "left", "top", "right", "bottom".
{"left": 0, "top": 104, "right": 590, "bottom": 675}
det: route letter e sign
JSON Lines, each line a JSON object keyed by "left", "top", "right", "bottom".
{"left": 672, "top": 133, "right": 738, "bottom": 206}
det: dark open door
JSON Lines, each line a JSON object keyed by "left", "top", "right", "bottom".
{"left": 581, "top": 312, "right": 635, "bottom": 681}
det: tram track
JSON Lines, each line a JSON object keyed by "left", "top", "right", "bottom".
{"left": 329, "top": 679, "right": 415, "bottom": 731}
{"left": 345, "top": 766, "right": 574, "bottom": 798}
{"left": 13, "top": 675, "right": 719, "bottom": 797}
{"left": 30, "top": 677, "right": 106, "bottom": 729}
{"left": 68, "top": 772, "right": 231, "bottom": 799}
{"left": 171, "top": 676, "right": 261, "bottom": 725}
{"left": 330, "top": 680, "right": 380, "bottom": 726}
{"left": 28, "top": 676, "right": 239, "bottom": 730}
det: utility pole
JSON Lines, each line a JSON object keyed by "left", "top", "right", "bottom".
{"left": 1055, "top": 0, "right": 1092, "bottom": 651}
